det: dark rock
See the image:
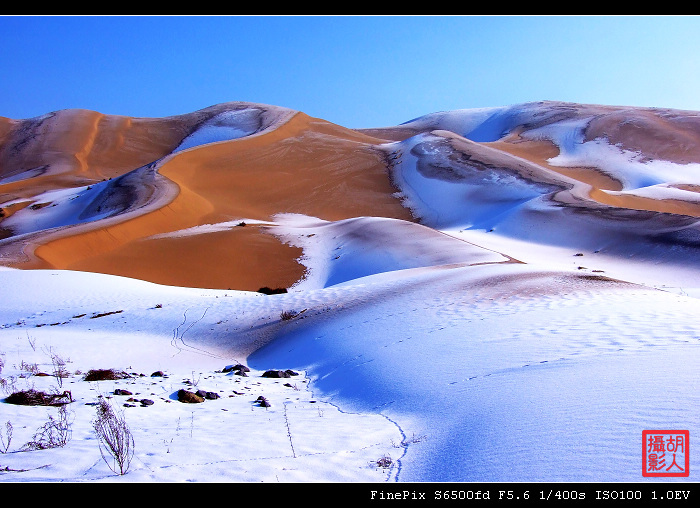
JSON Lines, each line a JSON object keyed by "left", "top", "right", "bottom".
{"left": 177, "top": 389, "right": 204, "bottom": 403}
{"left": 151, "top": 371, "right": 164, "bottom": 377}
{"left": 285, "top": 369, "right": 299, "bottom": 376}
{"left": 194, "top": 390, "right": 220, "bottom": 400}
{"left": 114, "top": 389, "right": 133, "bottom": 396}
{"left": 140, "top": 399, "right": 154, "bottom": 406}
{"left": 223, "top": 364, "right": 250, "bottom": 374}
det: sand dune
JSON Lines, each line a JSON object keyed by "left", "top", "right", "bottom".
{"left": 2, "top": 105, "right": 412, "bottom": 290}
{"left": 3, "top": 100, "right": 700, "bottom": 291}
{"left": 2, "top": 100, "right": 700, "bottom": 483}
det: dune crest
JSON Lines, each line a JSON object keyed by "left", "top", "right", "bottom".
{"left": 3, "top": 100, "right": 700, "bottom": 290}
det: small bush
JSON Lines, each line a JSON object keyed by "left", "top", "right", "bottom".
{"left": 5, "top": 389, "right": 72, "bottom": 406}
{"left": 18, "top": 360, "right": 39, "bottom": 375}
{"left": 90, "top": 310, "right": 123, "bottom": 319}
{"left": 258, "top": 287, "right": 288, "bottom": 295}
{"left": 84, "top": 369, "right": 130, "bottom": 381}
{"left": 0, "top": 421, "right": 12, "bottom": 453}
{"left": 0, "top": 376, "right": 16, "bottom": 396}
{"left": 46, "top": 348, "right": 69, "bottom": 388}
{"left": 375, "top": 455, "right": 392, "bottom": 468}
{"left": 280, "top": 310, "right": 298, "bottom": 321}
{"left": 93, "top": 398, "right": 134, "bottom": 475}
{"left": 21, "top": 405, "right": 73, "bottom": 451}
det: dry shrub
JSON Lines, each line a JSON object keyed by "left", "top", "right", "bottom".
{"left": 19, "top": 360, "right": 39, "bottom": 375}
{"left": 280, "top": 310, "right": 298, "bottom": 321}
{"left": 21, "top": 405, "right": 73, "bottom": 451}
{"left": 83, "top": 369, "right": 130, "bottom": 381}
{"left": 0, "top": 421, "right": 12, "bottom": 453}
{"left": 93, "top": 398, "right": 134, "bottom": 475}
{"left": 42, "top": 347, "right": 70, "bottom": 388}
{"left": 375, "top": 454, "right": 392, "bottom": 468}
{"left": 5, "top": 389, "right": 72, "bottom": 406}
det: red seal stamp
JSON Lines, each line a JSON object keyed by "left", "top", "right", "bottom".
{"left": 643, "top": 430, "right": 689, "bottom": 477}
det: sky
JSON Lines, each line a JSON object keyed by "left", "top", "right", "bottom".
{"left": 1, "top": 15, "right": 700, "bottom": 128}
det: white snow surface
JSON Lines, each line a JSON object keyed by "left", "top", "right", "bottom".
{"left": 2, "top": 213, "right": 699, "bottom": 482}
{"left": 173, "top": 109, "right": 262, "bottom": 153}
{"left": 1, "top": 182, "right": 115, "bottom": 237}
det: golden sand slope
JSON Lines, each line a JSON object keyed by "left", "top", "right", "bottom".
{"left": 11, "top": 111, "right": 412, "bottom": 290}
{"left": 0, "top": 110, "right": 189, "bottom": 191}
{"left": 4, "top": 101, "right": 700, "bottom": 291}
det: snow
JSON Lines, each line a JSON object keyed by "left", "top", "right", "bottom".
{"left": 173, "top": 109, "right": 262, "bottom": 153}
{"left": 525, "top": 125, "right": 700, "bottom": 190}
{"left": 2, "top": 101, "right": 700, "bottom": 483}
{"left": 1, "top": 183, "right": 114, "bottom": 237}
{"left": 0, "top": 267, "right": 404, "bottom": 482}
{"left": 272, "top": 213, "right": 507, "bottom": 290}
{"left": 171, "top": 104, "right": 296, "bottom": 154}
{"left": 2, "top": 213, "right": 699, "bottom": 482}
{"left": 385, "top": 132, "right": 554, "bottom": 230}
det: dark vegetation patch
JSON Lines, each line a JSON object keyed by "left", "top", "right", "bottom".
{"left": 90, "top": 310, "right": 123, "bottom": 319}
{"left": 257, "top": 287, "right": 288, "bottom": 295}
{"left": 5, "top": 389, "right": 73, "bottom": 406}
{"left": 280, "top": 310, "right": 298, "bottom": 321}
{"left": 83, "top": 368, "right": 130, "bottom": 381}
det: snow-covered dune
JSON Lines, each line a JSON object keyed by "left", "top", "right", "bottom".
{"left": 382, "top": 105, "right": 700, "bottom": 275}
{"left": 250, "top": 261, "right": 700, "bottom": 482}
{"left": 270, "top": 213, "right": 509, "bottom": 290}
{"left": 1, "top": 100, "right": 699, "bottom": 483}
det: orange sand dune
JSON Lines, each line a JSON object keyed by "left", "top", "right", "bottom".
{"left": 585, "top": 107, "right": 700, "bottom": 165}
{"left": 5, "top": 101, "right": 700, "bottom": 291}
{"left": 488, "top": 135, "right": 700, "bottom": 218}
{"left": 0, "top": 109, "right": 188, "bottom": 185}
{"left": 22, "top": 112, "right": 413, "bottom": 290}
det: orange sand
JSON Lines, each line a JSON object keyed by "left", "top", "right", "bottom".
{"left": 21, "top": 112, "right": 413, "bottom": 290}
{"left": 5, "top": 102, "right": 700, "bottom": 291}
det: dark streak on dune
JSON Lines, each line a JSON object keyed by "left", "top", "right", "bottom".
{"left": 78, "top": 164, "right": 157, "bottom": 222}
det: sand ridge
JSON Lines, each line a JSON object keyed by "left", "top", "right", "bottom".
{"left": 10, "top": 110, "right": 413, "bottom": 290}
{"left": 4, "top": 100, "right": 700, "bottom": 290}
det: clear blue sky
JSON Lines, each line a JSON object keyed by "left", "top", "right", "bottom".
{"left": 2, "top": 15, "right": 700, "bottom": 128}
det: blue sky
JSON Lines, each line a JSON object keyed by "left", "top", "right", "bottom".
{"left": 2, "top": 15, "right": 700, "bottom": 128}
